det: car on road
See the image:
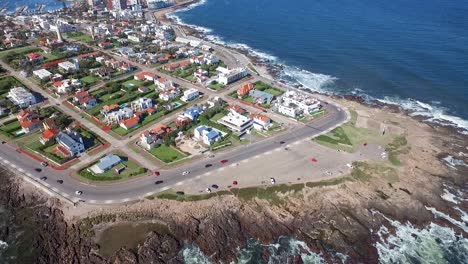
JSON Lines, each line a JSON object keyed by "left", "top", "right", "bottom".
{"left": 182, "top": 171, "right": 190, "bottom": 175}
{"left": 40, "top": 176, "right": 47, "bottom": 181}
{"left": 34, "top": 168, "right": 42, "bottom": 172}
{"left": 176, "top": 191, "right": 185, "bottom": 195}
{"left": 220, "top": 159, "right": 228, "bottom": 164}
{"left": 211, "top": 184, "right": 219, "bottom": 189}
{"left": 75, "top": 191, "right": 83, "bottom": 195}
{"left": 1, "top": 141, "right": 6, "bottom": 144}
{"left": 206, "top": 188, "right": 212, "bottom": 193}
{"left": 155, "top": 180, "right": 164, "bottom": 185}
{"left": 41, "top": 162, "right": 48, "bottom": 167}
{"left": 270, "top": 177, "right": 276, "bottom": 184}
{"left": 56, "top": 180, "right": 63, "bottom": 184}
{"left": 233, "top": 181, "right": 238, "bottom": 186}
{"left": 279, "top": 141, "right": 285, "bottom": 144}
{"left": 154, "top": 171, "right": 160, "bottom": 176}
{"left": 205, "top": 164, "right": 212, "bottom": 168}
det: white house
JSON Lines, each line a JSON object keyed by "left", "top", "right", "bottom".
{"left": 276, "top": 91, "right": 321, "bottom": 117}
{"left": 131, "top": 97, "right": 153, "bottom": 111}
{"left": 277, "top": 103, "right": 302, "bottom": 118}
{"left": 194, "top": 125, "right": 222, "bottom": 146}
{"left": 56, "top": 130, "right": 85, "bottom": 157}
{"left": 89, "top": 154, "right": 122, "bottom": 174}
{"left": 33, "top": 69, "right": 52, "bottom": 80}
{"left": 249, "top": 114, "right": 272, "bottom": 130}
{"left": 154, "top": 77, "right": 174, "bottom": 91}
{"left": 159, "top": 89, "right": 180, "bottom": 101}
{"left": 7, "top": 87, "right": 37, "bottom": 108}
{"left": 104, "top": 107, "right": 134, "bottom": 123}
{"left": 218, "top": 67, "right": 248, "bottom": 85}
{"left": 58, "top": 61, "right": 79, "bottom": 73}
{"left": 217, "top": 110, "right": 253, "bottom": 136}
{"left": 180, "top": 88, "right": 199, "bottom": 102}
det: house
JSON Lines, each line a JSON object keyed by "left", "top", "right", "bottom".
{"left": 104, "top": 107, "right": 134, "bottom": 123}
{"left": 131, "top": 97, "right": 153, "bottom": 111}
{"left": 138, "top": 86, "right": 149, "bottom": 93}
{"left": 154, "top": 77, "right": 174, "bottom": 91}
{"left": 276, "top": 91, "right": 321, "bottom": 117}
{"left": 56, "top": 130, "right": 85, "bottom": 157}
{"left": 98, "top": 41, "right": 113, "bottom": 49}
{"left": 19, "top": 119, "right": 42, "bottom": 134}
{"left": 79, "top": 96, "right": 97, "bottom": 109}
{"left": 27, "top": 53, "right": 44, "bottom": 62}
{"left": 180, "top": 88, "right": 199, "bottom": 102}
{"left": 174, "top": 115, "right": 191, "bottom": 127}
{"left": 53, "top": 79, "right": 82, "bottom": 94}
{"left": 184, "top": 106, "right": 202, "bottom": 120}
{"left": 40, "top": 128, "right": 59, "bottom": 145}
{"left": 7, "top": 87, "right": 38, "bottom": 108}
{"left": 101, "top": 104, "right": 120, "bottom": 115}
{"left": 139, "top": 125, "right": 171, "bottom": 150}
{"left": 237, "top": 83, "right": 254, "bottom": 97}
{"left": 159, "top": 89, "right": 180, "bottom": 101}
{"left": 119, "top": 116, "right": 140, "bottom": 130}
{"left": 249, "top": 90, "right": 274, "bottom": 104}
{"left": 218, "top": 67, "right": 248, "bottom": 85}
{"left": 58, "top": 61, "right": 79, "bottom": 73}
{"left": 204, "top": 53, "right": 220, "bottom": 64}
{"left": 42, "top": 118, "right": 57, "bottom": 131}
{"left": 134, "top": 72, "right": 156, "bottom": 82}
{"left": 89, "top": 154, "right": 122, "bottom": 174}
{"left": 162, "top": 62, "right": 181, "bottom": 71}
{"left": 228, "top": 104, "right": 246, "bottom": 115}
{"left": 50, "top": 73, "right": 63, "bottom": 82}
{"left": 73, "top": 91, "right": 90, "bottom": 102}
{"left": 194, "top": 125, "right": 222, "bottom": 146}
{"left": 217, "top": 111, "right": 253, "bottom": 136}
{"left": 33, "top": 69, "right": 52, "bottom": 81}
{"left": 249, "top": 114, "right": 272, "bottom": 130}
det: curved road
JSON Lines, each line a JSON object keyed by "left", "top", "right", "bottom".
{"left": 0, "top": 102, "right": 347, "bottom": 204}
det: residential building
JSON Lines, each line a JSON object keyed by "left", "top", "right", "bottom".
{"left": 228, "top": 104, "right": 246, "bottom": 115}
{"left": 134, "top": 72, "right": 156, "bottom": 82}
{"left": 53, "top": 79, "right": 82, "bottom": 94}
{"left": 104, "top": 107, "right": 134, "bottom": 123}
{"left": 180, "top": 88, "right": 199, "bottom": 102}
{"left": 17, "top": 109, "right": 41, "bottom": 133}
{"left": 276, "top": 91, "right": 321, "bottom": 117}
{"left": 249, "top": 90, "right": 274, "bottom": 104}
{"left": 33, "top": 69, "right": 52, "bottom": 80}
{"left": 249, "top": 114, "right": 272, "bottom": 130}
{"left": 174, "top": 115, "right": 191, "bottom": 126}
{"left": 217, "top": 110, "right": 253, "bottom": 136}
{"left": 79, "top": 96, "right": 97, "bottom": 109}
{"left": 184, "top": 106, "right": 202, "bottom": 120}
{"left": 139, "top": 125, "right": 171, "bottom": 150}
{"left": 277, "top": 103, "right": 302, "bottom": 118}
{"left": 101, "top": 104, "right": 120, "bottom": 115}
{"left": 154, "top": 77, "right": 174, "bottom": 91}
{"left": 159, "top": 89, "right": 180, "bottom": 101}
{"left": 131, "top": 97, "right": 153, "bottom": 111}
{"left": 7, "top": 87, "right": 38, "bottom": 108}
{"left": 56, "top": 130, "right": 85, "bottom": 157}
{"left": 58, "top": 61, "right": 79, "bottom": 73}
{"left": 40, "top": 128, "right": 59, "bottom": 145}
{"left": 89, "top": 154, "right": 122, "bottom": 174}
{"left": 194, "top": 125, "right": 221, "bottom": 146}
{"left": 218, "top": 67, "right": 248, "bottom": 85}
{"left": 119, "top": 116, "right": 140, "bottom": 130}
{"left": 27, "top": 53, "right": 44, "bottom": 62}
{"left": 237, "top": 83, "right": 254, "bottom": 97}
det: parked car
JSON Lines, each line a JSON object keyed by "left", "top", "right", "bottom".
{"left": 232, "top": 181, "right": 238, "bottom": 186}
{"left": 182, "top": 171, "right": 190, "bottom": 175}
{"left": 211, "top": 184, "right": 219, "bottom": 189}
{"left": 220, "top": 159, "right": 228, "bottom": 164}
{"left": 75, "top": 191, "right": 83, "bottom": 195}
{"left": 205, "top": 164, "right": 212, "bottom": 168}
{"left": 279, "top": 141, "right": 285, "bottom": 144}
{"left": 56, "top": 180, "right": 63, "bottom": 184}
{"left": 39, "top": 176, "right": 47, "bottom": 181}
{"left": 1, "top": 141, "right": 6, "bottom": 144}
{"left": 41, "top": 162, "right": 48, "bottom": 167}
{"left": 155, "top": 180, "right": 164, "bottom": 185}
{"left": 270, "top": 177, "right": 276, "bottom": 184}
{"left": 206, "top": 188, "right": 212, "bottom": 193}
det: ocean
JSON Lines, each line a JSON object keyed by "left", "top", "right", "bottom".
{"left": 1, "top": 0, "right": 66, "bottom": 13}
{"left": 169, "top": 0, "right": 468, "bottom": 133}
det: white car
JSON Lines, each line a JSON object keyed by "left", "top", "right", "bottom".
{"left": 206, "top": 188, "right": 212, "bottom": 193}
{"left": 75, "top": 190, "right": 83, "bottom": 196}
{"left": 270, "top": 177, "right": 276, "bottom": 185}
{"left": 182, "top": 171, "right": 190, "bottom": 175}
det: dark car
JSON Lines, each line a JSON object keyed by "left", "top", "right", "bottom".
{"left": 1, "top": 141, "right": 6, "bottom": 144}
{"left": 155, "top": 180, "right": 164, "bottom": 185}
{"left": 205, "top": 164, "right": 212, "bottom": 168}
{"left": 176, "top": 191, "right": 185, "bottom": 195}
{"left": 279, "top": 141, "right": 285, "bottom": 144}
{"left": 56, "top": 180, "right": 63, "bottom": 184}
{"left": 233, "top": 181, "right": 238, "bottom": 186}
{"left": 34, "top": 168, "right": 42, "bottom": 172}
{"left": 154, "top": 171, "right": 160, "bottom": 176}
{"left": 220, "top": 159, "right": 228, "bottom": 164}
{"left": 211, "top": 184, "right": 219, "bottom": 189}
{"left": 41, "top": 162, "right": 48, "bottom": 167}
{"left": 40, "top": 176, "right": 47, "bottom": 181}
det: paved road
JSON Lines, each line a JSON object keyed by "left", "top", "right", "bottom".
{"left": 0, "top": 102, "right": 347, "bottom": 203}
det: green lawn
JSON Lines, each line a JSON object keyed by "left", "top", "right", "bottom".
{"left": 208, "top": 83, "right": 225, "bottom": 90}
{"left": 123, "top": 79, "right": 145, "bottom": 88}
{"left": 0, "top": 120, "right": 22, "bottom": 137}
{"left": 210, "top": 112, "right": 226, "bottom": 122}
{"left": 0, "top": 46, "right": 40, "bottom": 60}
{"left": 66, "top": 32, "right": 93, "bottom": 42}
{"left": 253, "top": 81, "right": 283, "bottom": 96}
{"left": 149, "top": 145, "right": 186, "bottom": 163}
{"left": 79, "top": 155, "right": 147, "bottom": 182}
{"left": 81, "top": 75, "right": 101, "bottom": 86}
{"left": 312, "top": 110, "right": 392, "bottom": 153}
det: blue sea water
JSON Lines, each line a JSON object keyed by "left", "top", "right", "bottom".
{"left": 2, "top": 0, "right": 66, "bottom": 13}
{"left": 171, "top": 0, "right": 468, "bottom": 132}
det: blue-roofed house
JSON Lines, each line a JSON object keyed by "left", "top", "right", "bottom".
{"left": 184, "top": 106, "right": 202, "bottom": 120}
{"left": 249, "top": 90, "right": 275, "bottom": 104}
{"left": 55, "top": 130, "right": 85, "bottom": 157}
{"left": 194, "top": 125, "right": 221, "bottom": 146}
{"left": 89, "top": 154, "right": 122, "bottom": 174}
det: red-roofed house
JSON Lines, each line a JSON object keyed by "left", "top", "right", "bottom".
{"left": 249, "top": 114, "right": 272, "bottom": 130}
{"left": 119, "top": 116, "right": 140, "bottom": 130}
{"left": 134, "top": 72, "right": 156, "bottom": 82}
{"left": 40, "top": 129, "right": 59, "bottom": 145}
{"left": 154, "top": 77, "right": 174, "bottom": 91}
{"left": 237, "top": 83, "right": 254, "bottom": 97}
{"left": 79, "top": 96, "right": 97, "bottom": 109}
{"left": 98, "top": 41, "right": 113, "bottom": 49}
{"left": 174, "top": 115, "right": 191, "bottom": 127}
{"left": 19, "top": 119, "right": 41, "bottom": 134}
{"left": 139, "top": 125, "right": 171, "bottom": 150}
{"left": 228, "top": 104, "right": 246, "bottom": 115}
{"left": 27, "top": 53, "right": 44, "bottom": 62}
{"left": 162, "top": 62, "right": 180, "bottom": 72}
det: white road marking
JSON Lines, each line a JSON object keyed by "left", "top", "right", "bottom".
{"left": 145, "top": 192, "right": 154, "bottom": 196}
{"left": 88, "top": 200, "right": 97, "bottom": 203}
{"left": 253, "top": 155, "right": 260, "bottom": 159}
{"left": 265, "top": 151, "right": 272, "bottom": 155}
{"left": 26, "top": 173, "right": 33, "bottom": 177}
{"left": 274, "top": 148, "right": 281, "bottom": 152}
{"left": 217, "top": 167, "right": 225, "bottom": 171}
{"left": 161, "top": 186, "right": 170, "bottom": 191}
{"left": 10, "top": 163, "right": 16, "bottom": 168}
{"left": 52, "top": 187, "right": 59, "bottom": 192}
{"left": 230, "top": 163, "right": 237, "bottom": 167}
{"left": 17, "top": 168, "right": 24, "bottom": 172}
{"left": 242, "top": 159, "right": 249, "bottom": 163}
{"left": 196, "top": 175, "right": 201, "bottom": 179}
{"left": 175, "top": 181, "right": 184, "bottom": 186}
{"left": 205, "top": 172, "right": 211, "bottom": 176}
{"left": 61, "top": 192, "right": 70, "bottom": 198}
{"left": 42, "top": 182, "right": 50, "bottom": 187}
{"left": 3, "top": 160, "right": 9, "bottom": 164}
{"left": 293, "top": 141, "right": 301, "bottom": 145}
{"left": 121, "top": 198, "right": 131, "bottom": 202}
{"left": 104, "top": 200, "right": 113, "bottom": 204}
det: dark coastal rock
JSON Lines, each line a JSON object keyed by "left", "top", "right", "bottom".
{"left": 137, "top": 233, "right": 183, "bottom": 264}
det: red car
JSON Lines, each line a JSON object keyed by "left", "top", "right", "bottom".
{"left": 154, "top": 171, "right": 160, "bottom": 176}
{"left": 233, "top": 181, "right": 238, "bottom": 186}
{"left": 220, "top": 159, "right": 228, "bottom": 164}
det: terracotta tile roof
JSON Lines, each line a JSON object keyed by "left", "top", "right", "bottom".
{"left": 27, "top": 53, "right": 42, "bottom": 60}
{"left": 237, "top": 83, "right": 254, "bottom": 96}
{"left": 41, "top": 129, "right": 59, "bottom": 140}
{"left": 103, "top": 104, "right": 119, "bottom": 112}
{"left": 20, "top": 118, "right": 41, "bottom": 129}
{"left": 74, "top": 91, "right": 89, "bottom": 99}
{"left": 119, "top": 116, "right": 140, "bottom": 128}
{"left": 249, "top": 113, "right": 271, "bottom": 123}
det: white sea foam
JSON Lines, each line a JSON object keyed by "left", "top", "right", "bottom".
{"left": 442, "top": 155, "right": 468, "bottom": 169}
{"left": 180, "top": 244, "right": 211, "bottom": 264}
{"left": 281, "top": 65, "right": 338, "bottom": 94}
{"left": 441, "top": 188, "right": 460, "bottom": 204}
{"left": 0, "top": 240, "right": 7, "bottom": 249}
{"left": 425, "top": 206, "right": 468, "bottom": 233}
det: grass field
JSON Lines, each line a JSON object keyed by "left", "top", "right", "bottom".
{"left": 80, "top": 75, "right": 101, "bottom": 86}
{"left": 149, "top": 145, "right": 186, "bottom": 163}
{"left": 66, "top": 32, "right": 93, "bottom": 42}
{"left": 208, "top": 83, "right": 225, "bottom": 90}
{"left": 0, "top": 46, "right": 40, "bottom": 59}
{"left": 0, "top": 120, "right": 22, "bottom": 137}
{"left": 79, "top": 155, "right": 146, "bottom": 182}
